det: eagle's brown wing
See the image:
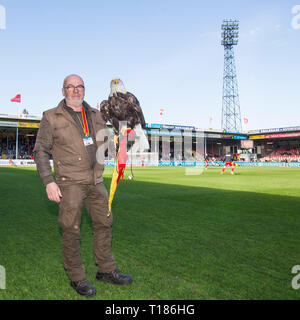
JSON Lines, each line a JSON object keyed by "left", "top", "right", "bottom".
{"left": 100, "top": 100, "right": 111, "bottom": 123}
{"left": 100, "top": 97, "right": 124, "bottom": 133}
{"left": 115, "top": 92, "right": 146, "bottom": 129}
{"left": 101, "top": 91, "right": 147, "bottom": 133}
{"left": 126, "top": 91, "right": 146, "bottom": 129}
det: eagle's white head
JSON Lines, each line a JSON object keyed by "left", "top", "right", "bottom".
{"left": 109, "top": 78, "right": 127, "bottom": 97}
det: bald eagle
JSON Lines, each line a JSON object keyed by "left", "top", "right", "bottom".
{"left": 100, "top": 78, "right": 149, "bottom": 216}
{"left": 100, "top": 78, "right": 149, "bottom": 152}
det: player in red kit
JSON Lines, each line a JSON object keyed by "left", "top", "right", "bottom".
{"left": 221, "top": 153, "right": 235, "bottom": 175}
{"left": 204, "top": 155, "right": 209, "bottom": 170}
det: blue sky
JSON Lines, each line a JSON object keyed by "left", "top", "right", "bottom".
{"left": 0, "top": 0, "right": 299, "bottom": 131}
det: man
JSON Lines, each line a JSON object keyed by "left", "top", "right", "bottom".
{"left": 33, "top": 74, "right": 132, "bottom": 297}
{"left": 221, "top": 152, "right": 235, "bottom": 175}
{"left": 211, "top": 156, "right": 217, "bottom": 166}
{"left": 204, "top": 154, "right": 209, "bottom": 170}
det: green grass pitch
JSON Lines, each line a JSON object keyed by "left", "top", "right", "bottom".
{"left": 0, "top": 165, "right": 299, "bottom": 300}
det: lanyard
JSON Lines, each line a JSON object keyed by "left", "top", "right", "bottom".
{"left": 76, "top": 106, "right": 89, "bottom": 136}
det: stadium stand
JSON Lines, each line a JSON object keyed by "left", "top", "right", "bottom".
{"left": 2, "top": 113, "right": 300, "bottom": 165}
{"left": 260, "top": 147, "right": 300, "bottom": 162}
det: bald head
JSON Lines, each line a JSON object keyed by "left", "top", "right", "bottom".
{"left": 63, "top": 74, "right": 84, "bottom": 88}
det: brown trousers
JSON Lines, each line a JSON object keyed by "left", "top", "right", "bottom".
{"left": 58, "top": 182, "right": 115, "bottom": 282}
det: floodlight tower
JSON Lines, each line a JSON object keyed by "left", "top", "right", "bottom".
{"left": 221, "top": 19, "right": 242, "bottom": 132}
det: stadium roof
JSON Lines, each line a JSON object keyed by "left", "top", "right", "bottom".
{"left": 1, "top": 114, "right": 300, "bottom": 139}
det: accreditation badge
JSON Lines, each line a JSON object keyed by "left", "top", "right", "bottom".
{"left": 83, "top": 136, "right": 94, "bottom": 146}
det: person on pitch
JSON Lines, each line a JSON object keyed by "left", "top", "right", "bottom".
{"left": 211, "top": 156, "right": 217, "bottom": 166}
{"left": 33, "top": 74, "right": 132, "bottom": 297}
{"left": 221, "top": 152, "right": 235, "bottom": 175}
{"left": 204, "top": 154, "right": 209, "bottom": 170}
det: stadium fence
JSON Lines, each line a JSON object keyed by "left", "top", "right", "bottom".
{"left": 1, "top": 160, "right": 300, "bottom": 167}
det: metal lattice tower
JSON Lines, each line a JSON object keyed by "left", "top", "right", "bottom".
{"left": 221, "top": 19, "right": 242, "bottom": 133}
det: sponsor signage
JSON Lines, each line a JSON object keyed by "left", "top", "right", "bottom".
{"left": 0, "top": 121, "right": 40, "bottom": 128}
{"left": 249, "top": 132, "right": 300, "bottom": 139}
{"left": 161, "top": 124, "right": 195, "bottom": 131}
{"left": 248, "top": 126, "right": 300, "bottom": 134}
{"left": 249, "top": 135, "right": 265, "bottom": 140}
{"left": 0, "top": 121, "right": 17, "bottom": 127}
{"left": 0, "top": 159, "right": 52, "bottom": 166}
{"left": 265, "top": 132, "right": 300, "bottom": 139}
{"left": 159, "top": 129, "right": 182, "bottom": 136}
{"left": 0, "top": 114, "right": 41, "bottom": 120}
{"left": 2, "top": 159, "right": 300, "bottom": 168}
{"left": 223, "top": 130, "right": 241, "bottom": 134}
{"left": 146, "top": 123, "right": 161, "bottom": 129}
{"left": 205, "top": 133, "right": 221, "bottom": 138}
{"left": 146, "top": 129, "right": 160, "bottom": 135}
{"left": 146, "top": 123, "right": 195, "bottom": 131}
{"left": 17, "top": 122, "right": 40, "bottom": 128}
{"left": 146, "top": 129, "right": 198, "bottom": 137}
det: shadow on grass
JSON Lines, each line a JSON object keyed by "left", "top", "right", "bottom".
{"left": 0, "top": 167, "right": 299, "bottom": 299}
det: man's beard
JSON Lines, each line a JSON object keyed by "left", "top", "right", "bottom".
{"left": 65, "top": 97, "right": 84, "bottom": 107}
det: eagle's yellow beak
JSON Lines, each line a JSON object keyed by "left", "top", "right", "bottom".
{"left": 113, "top": 78, "right": 119, "bottom": 84}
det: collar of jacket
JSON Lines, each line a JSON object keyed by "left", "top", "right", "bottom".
{"left": 54, "top": 99, "right": 98, "bottom": 137}
{"left": 55, "top": 99, "right": 96, "bottom": 115}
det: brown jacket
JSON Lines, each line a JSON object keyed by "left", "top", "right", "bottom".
{"left": 33, "top": 99, "right": 108, "bottom": 186}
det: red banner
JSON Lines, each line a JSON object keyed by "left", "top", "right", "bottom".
{"left": 10, "top": 94, "right": 21, "bottom": 103}
{"left": 265, "top": 132, "right": 300, "bottom": 139}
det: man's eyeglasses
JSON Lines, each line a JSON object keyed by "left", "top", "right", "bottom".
{"left": 64, "top": 85, "right": 85, "bottom": 91}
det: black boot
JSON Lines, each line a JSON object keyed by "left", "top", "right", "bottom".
{"left": 96, "top": 269, "right": 132, "bottom": 285}
{"left": 70, "top": 279, "right": 96, "bottom": 297}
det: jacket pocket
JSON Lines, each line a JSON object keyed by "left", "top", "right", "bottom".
{"left": 55, "top": 155, "right": 91, "bottom": 183}
{"left": 54, "top": 123, "right": 70, "bottom": 131}
{"left": 57, "top": 155, "right": 89, "bottom": 168}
